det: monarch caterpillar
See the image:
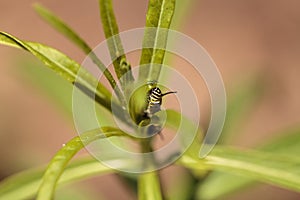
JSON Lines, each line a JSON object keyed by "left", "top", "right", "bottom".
{"left": 144, "top": 87, "right": 177, "bottom": 118}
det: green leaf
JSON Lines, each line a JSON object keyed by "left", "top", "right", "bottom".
{"left": 56, "top": 184, "right": 100, "bottom": 200}
{"left": 20, "top": 59, "right": 116, "bottom": 127}
{"left": 20, "top": 59, "right": 75, "bottom": 116}
{"left": 196, "top": 171, "right": 253, "bottom": 200}
{"left": 180, "top": 145, "right": 300, "bottom": 199}
{"left": 197, "top": 127, "right": 300, "bottom": 199}
{"left": 258, "top": 127, "right": 300, "bottom": 155}
{"left": 0, "top": 157, "right": 112, "bottom": 200}
{"left": 33, "top": 4, "right": 125, "bottom": 105}
{"left": 138, "top": 172, "right": 162, "bottom": 200}
{"left": 33, "top": 4, "right": 91, "bottom": 56}
{"left": 219, "top": 75, "right": 265, "bottom": 143}
{"left": 138, "top": 0, "right": 176, "bottom": 81}
{"left": 207, "top": 147, "right": 300, "bottom": 190}
{"left": 0, "top": 31, "right": 114, "bottom": 110}
{"left": 0, "top": 32, "right": 130, "bottom": 123}
{"left": 170, "top": 0, "right": 196, "bottom": 30}
{"left": 195, "top": 76, "right": 265, "bottom": 199}
{"left": 99, "top": 0, "right": 134, "bottom": 87}
{"left": 36, "top": 127, "right": 131, "bottom": 200}
{"left": 165, "top": 109, "right": 203, "bottom": 160}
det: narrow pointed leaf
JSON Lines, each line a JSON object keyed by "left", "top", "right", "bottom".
{"left": 180, "top": 145, "right": 300, "bottom": 197}
{"left": 138, "top": 0, "right": 176, "bottom": 81}
{"left": 0, "top": 158, "right": 112, "bottom": 200}
{"left": 99, "top": 0, "right": 134, "bottom": 86}
{"left": 33, "top": 4, "right": 91, "bottom": 56}
{"left": 196, "top": 171, "right": 254, "bottom": 200}
{"left": 207, "top": 147, "right": 300, "bottom": 191}
{"left": 0, "top": 31, "right": 114, "bottom": 110}
{"left": 20, "top": 60, "right": 116, "bottom": 127}
{"left": 36, "top": 127, "right": 132, "bottom": 200}
{"left": 20, "top": 60, "right": 74, "bottom": 116}
{"left": 0, "top": 32, "right": 130, "bottom": 123}
{"left": 170, "top": 0, "right": 196, "bottom": 30}
{"left": 33, "top": 4, "right": 125, "bottom": 104}
{"left": 219, "top": 75, "right": 265, "bottom": 143}
{"left": 258, "top": 128, "right": 300, "bottom": 155}
{"left": 165, "top": 109, "right": 203, "bottom": 160}
{"left": 197, "top": 127, "right": 300, "bottom": 199}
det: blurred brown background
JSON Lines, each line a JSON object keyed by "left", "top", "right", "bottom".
{"left": 0, "top": 0, "right": 300, "bottom": 199}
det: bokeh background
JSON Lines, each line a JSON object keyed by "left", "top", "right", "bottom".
{"left": 0, "top": 0, "right": 300, "bottom": 199}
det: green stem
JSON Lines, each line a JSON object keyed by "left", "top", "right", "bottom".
{"left": 138, "top": 171, "right": 163, "bottom": 200}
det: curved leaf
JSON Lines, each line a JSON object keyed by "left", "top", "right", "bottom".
{"left": 196, "top": 76, "right": 266, "bottom": 199}
{"left": 0, "top": 158, "right": 111, "bottom": 200}
{"left": 33, "top": 4, "right": 92, "bottom": 56}
{"left": 258, "top": 128, "right": 300, "bottom": 155}
{"left": 0, "top": 31, "right": 113, "bottom": 110}
{"left": 207, "top": 147, "right": 300, "bottom": 191}
{"left": 219, "top": 75, "right": 265, "bottom": 143}
{"left": 0, "top": 32, "right": 131, "bottom": 123}
{"left": 197, "top": 127, "right": 300, "bottom": 199}
{"left": 180, "top": 146, "right": 300, "bottom": 195}
{"left": 99, "top": 0, "right": 134, "bottom": 86}
{"left": 33, "top": 4, "right": 125, "bottom": 104}
{"left": 138, "top": 172, "right": 162, "bottom": 200}
{"left": 36, "top": 127, "right": 131, "bottom": 200}
{"left": 138, "top": 0, "right": 176, "bottom": 81}
{"left": 196, "top": 171, "right": 253, "bottom": 200}
{"left": 170, "top": 0, "right": 196, "bottom": 30}
{"left": 20, "top": 60, "right": 75, "bottom": 116}
{"left": 165, "top": 109, "right": 203, "bottom": 159}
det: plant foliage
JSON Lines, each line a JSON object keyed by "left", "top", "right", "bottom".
{"left": 0, "top": 0, "right": 299, "bottom": 200}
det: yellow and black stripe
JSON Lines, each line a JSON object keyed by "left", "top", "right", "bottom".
{"left": 145, "top": 87, "right": 176, "bottom": 117}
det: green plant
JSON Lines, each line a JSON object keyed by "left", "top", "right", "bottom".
{"left": 0, "top": 1, "right": 300, "bottom": 199}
